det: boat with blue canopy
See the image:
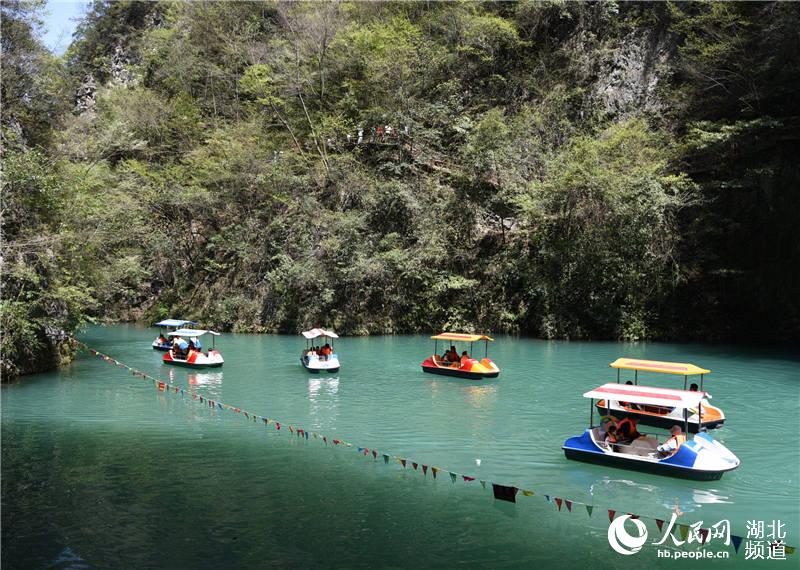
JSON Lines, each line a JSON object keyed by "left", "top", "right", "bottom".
{"left": 163, "top": 329, "right": 224, "bottom": 368}
{"left": 301, "top": 328, "right": 340, "bottom": 373}
{"left": 152, "top": 319, "right": 197, "bottom": 350}
{"left": 597, "top": 358, "right": 725, "bottom": 433}
{"left": 563, "top": 383, "right": 740, "bottom": 480}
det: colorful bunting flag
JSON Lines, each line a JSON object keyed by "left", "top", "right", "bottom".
{"left": 492, "top": 484, "right": 518, "bottom": 503}
{"left": 333, "top": 439, "right": 340, "bottom": 445}
{"left": 276, "top": 422, "right": 281, "bottom": 430}
{"left": 431, "top": 467, "right": 438, "bottom": 479}
{"left": 655, "top": 519, "right": 664, "bottom": 532}
{"left": 585, "top": 505, "right": 594, "bottom": 517}
{"left": 678, "top": 525, "right": 689, "bottom": 541}
{"left": 480, "top": 480, "right": 486, "bottom": 489}
{"left": 565, "top": 500, "right": 572, "bottom": 512}
{"left": 383, "top": 454, "right": 390, "bottom": 464}
{"left": 463, "top": 476, "right": 475, "bottom": 482}
{"left": 699, "top": 528, "right": 709, "bottom": 544}
{"left": 784, "top": 546, "right": 795, "bottom": 555}
{"left": 608, "top": 509, "right": 616, "bottom": 522}
{"left": 555, "top": 498, "right": 563, "bottom": 511}
{"left": 522, "top": 490, "right": 534, "bottom": 497}
{"left": 412, "top": 462, "right": 418, "bottom": 471}
{"left": 545, "top": 495, "right": 551, "bottom": 503}
{"left": 450, "top": 472, "right": 457, "bottom": 483}
{"left": 400, "top": 459, "right": 407, "bottom": 468}
{"left": 422, "top": 465, "right": 428, "bottom": 475}
{"left": 731, "top": 535, "right": 743, "bottom": 553}
{"left": 372, "top": 450, "right": 377, "bottom": 460}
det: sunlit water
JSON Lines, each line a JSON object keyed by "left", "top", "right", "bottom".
{"left": 3, "top": 325, "right": 799, "bottom": 568}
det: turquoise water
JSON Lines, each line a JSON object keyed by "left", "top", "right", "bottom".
{"left": 2, "top": 325, "right": 799, "bottom": 568}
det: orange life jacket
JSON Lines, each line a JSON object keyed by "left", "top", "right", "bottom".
{"left": 669, "top": 434, "right": 687, "bottom": 449}
{"left": 617, "top": 418, "right": 637, "bottom": 437}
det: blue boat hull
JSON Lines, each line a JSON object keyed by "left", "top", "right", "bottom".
{"left": 562, "top": 430, "right": 736, "bottom": 481}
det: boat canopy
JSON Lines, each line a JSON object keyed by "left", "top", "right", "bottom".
{"left": 155, "top": 319, "right": 197, "bottom": 328}
{"left": 431, "top": 332, "right": 494, "bottom": 342}
{"left": 610, "top": 358, "right": 710, "bottom": 376}
{"left": 585, "top": 383, "right": 706, "bottom": 409}
{"left": 167, "top": 329, "right": 220, "bottom": 338}
{"left": 302, "top": 328, "right": 339, "bottom": 339}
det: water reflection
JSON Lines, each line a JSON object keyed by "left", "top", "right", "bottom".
{"left": 583, "top": 477, "right": 732, "bottom": 514}
{"left": 187, "top": 372, "right": 224, "bottom": 387}
{"left": 308, "top": 376, "right": 340, "bottom": 399}
{"left": 307, "top": 377, "right": 339, "bottom": 430}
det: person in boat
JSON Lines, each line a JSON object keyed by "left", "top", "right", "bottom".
{"left": 689, "top": 383, "right": 699, "bottom": 392}
{"left": 172, "top": 336, "right": 184, "bottom": 358}
{"left": 657, "top": 425, "right": 687, "bottom": 457}
{"left": 615, "top": 417, "right": 641, "bottom": 445}
{"left": 157, "top": 333, "right": 168, "bottom": 345}
{"left": 320, "top": 343, "right": 332, "bottom": 361}
{"left": 620, "top": 381, "right": 642, "bottom": 410}
{"left": 446, "top": 346, "right": 459, "bottom": 364}
{"left": 460, "top": 350, "right": 470, "bottom": 365}
{"left": 604, "top": 424, "right": 619, "bottom": 445}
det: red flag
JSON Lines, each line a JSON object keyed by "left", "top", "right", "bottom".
{"left": 276, "top": 422, "right": 281, "bottom": 430}
{"left": 412, "top": 462, "right": 418, "bottom": 470}
{"left": 555, "top": 498, "right": 563, "bottom": 511}
{"left": 463, "top": 476, "right": 475, "bottom": 482}
{"left": 193, "top": 394, "right": 198, "bottom": 400}
{"left": 333, "top": 439, "right": 340, "bottom": 445}
{"left": 372, "top": 450, "right": 378, "bottom": 460}
{"left": 400, "top": 459, "right": 407, "bottom": 468}
{"left": 234, "top": 408, "right": 240, "bottom": 413}
{"left": 422, "top": 465, "right": 428, "bottom": 475}
{"left": 363, "top": 448, "right": 369, "bottom": 456}
{"left": 699, "top": 529, "right": 710, "bottom": 544}
{"left": 608, "top": 509, "right": 616, "bottom": 522}
{"left": 565, "top": 500, "right": 572, "bottom": 512}
{"left": 158, "top": 382, "right": 165, "bottom": 392}
{"left": 323, "top": 436, "right": 327, "bottom": 444}
{"left": 656, "top": 519, "right": 665, "bottom": 532}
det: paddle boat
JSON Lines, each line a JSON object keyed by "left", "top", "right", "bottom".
{"left": 596, "top": 358, "right": 725, "bottom": 433}
{"left": 421, "top": 332, "right": 500, "bottom": 379}
{"left": 162, "top": 329, "right": 223, "bottom": 368}
{"left": 301, "top": 328, "right": 340, "bottom": 373}
{"left": 563, "top": 383, "right": 740, "bottom": 481}
{"left": 152, "top": 319, "right": 196, "bottom": 350}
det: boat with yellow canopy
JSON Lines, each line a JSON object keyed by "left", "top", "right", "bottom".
{"left": 596, "top": 358, "right": 725, "bottom": 433}
{"left": 421, "top": 332, "right": 500, "bottom": 379}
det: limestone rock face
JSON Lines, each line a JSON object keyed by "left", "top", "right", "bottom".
{"left": 75, "top": 73, "right": 96, "bottom": 115}
{"left": 110, "top": 44, "right": 135, "bottom": 86}
{"left": 592, "top": 31, "right": 672, "bottom": 117}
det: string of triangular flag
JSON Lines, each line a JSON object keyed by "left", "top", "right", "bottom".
{"left": 73, "top": 339, "right": 795, "bottom": 556}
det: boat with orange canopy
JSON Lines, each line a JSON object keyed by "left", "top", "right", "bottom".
{"left": 595, "top": 358, "right": 725, "bottom": 433}
{"left": 421, "top": 332, "right": 500, "bottom": 379}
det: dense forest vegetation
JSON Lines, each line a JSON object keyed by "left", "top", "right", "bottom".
{"left": 2, "top": 0, "right": 799, "bottom": 377}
